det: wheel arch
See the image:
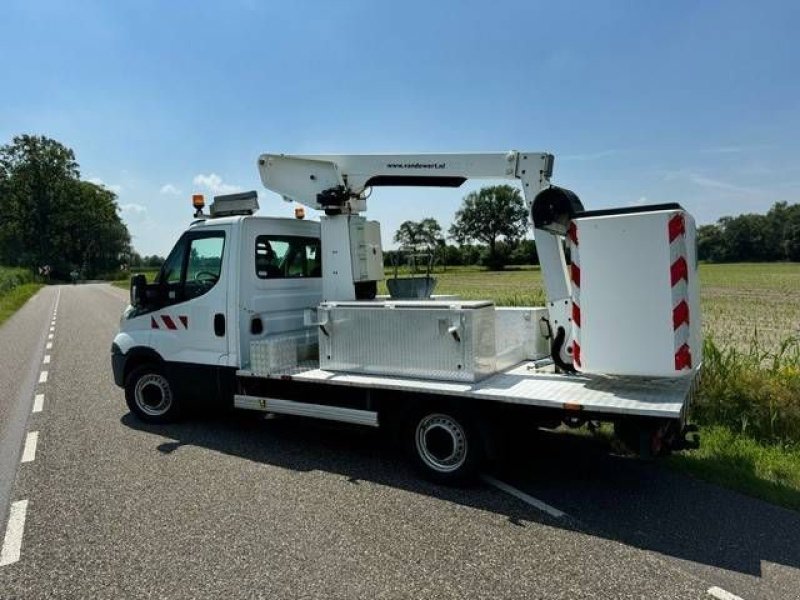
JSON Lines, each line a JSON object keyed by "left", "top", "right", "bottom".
{"left": 122, "top": 347, "right": 165, "bottom": 383}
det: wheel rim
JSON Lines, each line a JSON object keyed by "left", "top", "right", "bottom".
{"left": 134, "top": 373, "right": 173, "bottom": 416}
{"left": 415, "top": 414, "right": 467, "bottom": 473}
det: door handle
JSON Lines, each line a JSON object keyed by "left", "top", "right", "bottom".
{"left": 214, "top": 313, "right": 226, "bottom": 337}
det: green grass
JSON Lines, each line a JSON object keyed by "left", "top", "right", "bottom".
{"left": 0, "top": 282, "right": 43, "bottom": 326}
{"left": 666, "top": 426, "right": 800, "bottom": 511}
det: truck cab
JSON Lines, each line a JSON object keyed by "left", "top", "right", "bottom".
{"left": 112, "top": 208, "right": 322, "bottom": 418}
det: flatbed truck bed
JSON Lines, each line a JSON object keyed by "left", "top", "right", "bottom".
{"left": 234, "top": 359, "right": 699, "bottom": 425}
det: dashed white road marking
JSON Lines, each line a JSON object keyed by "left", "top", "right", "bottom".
{"left": 48, "top": 327, "right": 54, "bottom": 333}
{"left": 0, "top": 500, "right": 29, "bottom": 567}
{"left": 43, "top": 355, "right": 51, "bottom": 364}
{"left": 47, "top": 333, "right": 53, "bottom": 340}
{"left": 46, "top": 342, "right": 52, "bottom": 350}
{"left": 481, "top": 475, "right": 567, "bottom": 519}
{"left": 38, "top": 371, "right": 48, "bottom": 384}
{"left": 32, "top": 394, "right": 44, "bottom": 413}
{"left": 21, "top": 432, "right": 38, "bottom": 463}
{"left": 707, "top": 586, "right": 744, "bottom": 600}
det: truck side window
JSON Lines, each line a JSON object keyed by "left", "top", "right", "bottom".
{"left": 256, "top": 235, "right": 321, "bottom": 279}
{"left": 184, "top": 235, "right": 225, "bottom": 300}
{"left": 159, "top": 235, "right": 187, "bottom": 285}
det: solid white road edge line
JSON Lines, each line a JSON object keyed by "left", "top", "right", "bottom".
{"left": 21, "top": 432, "right": 38, "bottom": 463}
{"left": 707, "top": 586, "right": 744, "bottom": 600}
{"left": 32, "top": 394, "right": 44, "bottom": 413}
{"left": 38, "top": 371, "right": 48, "bottom": 384}
{"left": 43, "top": 355, "right": 50, "bottom": 364}
{"left": 481, "top": 475, "right": 567, "bottom": 519}
{"left": 0, "top": 500, "right": 28, "bottom": 567}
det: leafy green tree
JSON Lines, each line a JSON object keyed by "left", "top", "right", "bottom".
{"left": 448, "top": 185, "right": 528, "bottom": 269}
{"left": 393, "top": 218, "right": 443, "bottom": 252}
{"left": 0, "top": 134, "right": 131, "bottom": 278}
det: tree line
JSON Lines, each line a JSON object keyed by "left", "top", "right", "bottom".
{"left": 390, "top": 185, "right": 537, "bottom": 270}
{"left": 0, "top": 135, "right": 133, "bottom": 279}
{"left": 394, "top": 189, "right": 800, "bottom": 269}
{"left": 698, "top": 202, "right": 800, "bottom": 262}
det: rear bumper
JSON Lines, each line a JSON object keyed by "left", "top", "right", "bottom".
{"left": 111, "top": 343, "right": 125, "bottom": 387}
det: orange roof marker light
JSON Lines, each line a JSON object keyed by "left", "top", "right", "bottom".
{"left": 295, "top": 206, "right": 305, "bottom": 219}
{"left": 192, "top": 194, "right": 205, "bottom": 217}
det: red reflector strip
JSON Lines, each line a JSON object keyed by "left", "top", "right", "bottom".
{"left": 179, "top": 315, "right": 188, "bottom": 328}
{"left": 573, "top": 341, "right": 581, "bottom": 367}
{"left": 570, "top": 263, "right": 580, "bottom": 287}
{"left": 675, "top": 344, "right": 692, "bottom": 370}
{"left": 670, "top": 257, "right": 688, "bottom": 286}
{"left": 572, "top": 302, "right": 581, "bottom": 327}
{"left": 161, "top": 315, "right": 177, "bottom": 330}
{"left": 567, "top": 221, "right": 578, "bottom": 245}
{"left": 151, "top": 317, "right": 159, "bottom": 329}
{"left": 668, "top": 213, "right": 685, "bottom": 242}
{"left": 672, "top": 300, "right": 690, "bottom": 329}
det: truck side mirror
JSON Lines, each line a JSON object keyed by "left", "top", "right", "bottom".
{"left": 130, "top": 274, "right": 147, "bottom": 307}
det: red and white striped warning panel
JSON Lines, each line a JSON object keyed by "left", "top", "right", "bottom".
{"left": 564, "top": 207, "right": 699, "bottom": 377}
{"left": 668, "top": 213, "right": 692, "bottom": 370}
{"left": 567, "top": 221, "right": 581, "bottom": 369}
{"left": 151, "top": 314, "right": 189, "bottom": 330}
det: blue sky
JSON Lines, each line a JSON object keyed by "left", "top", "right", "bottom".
{"left": 2, "top": 0, "right": 798, "bottom": 256}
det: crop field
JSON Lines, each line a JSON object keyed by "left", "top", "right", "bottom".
{"left": 387, "top": 263, "right": 800, "bottom": 353}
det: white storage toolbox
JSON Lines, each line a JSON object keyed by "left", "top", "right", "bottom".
{"left": 495, "top": 307, "right": 550, "bottom": 370}
{"left": 316, "top": 300, "right": 497, "bottom": 382}
{"left": 250, "top": 329, "right": 318, "bottom": 376}
{"left": 567, "top": 207, "right": 701, "bottom": 377}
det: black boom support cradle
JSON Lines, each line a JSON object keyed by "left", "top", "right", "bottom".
{"left": 530, "top": 186, "right": 585, "bottom": 236}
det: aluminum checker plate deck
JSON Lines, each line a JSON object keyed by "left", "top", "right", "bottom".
{"left": 238, "top": 360, "right": 700, "bottom": 419}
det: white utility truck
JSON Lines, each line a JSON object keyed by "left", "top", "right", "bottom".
{"left": 112, "top": 151, "right": 701, "bottom": 482}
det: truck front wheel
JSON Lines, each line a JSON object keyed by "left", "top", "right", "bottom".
{"left": 125, "top": 364, "right": 182, "bottom": 423}
{"left": 408, "top": 410, "right": 483, "bottom": 484}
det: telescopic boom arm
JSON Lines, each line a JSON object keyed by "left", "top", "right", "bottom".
{"left": 257, "top": 150, "right": 576, "bottom": 369}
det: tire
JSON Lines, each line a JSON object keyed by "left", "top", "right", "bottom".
{"left": 407, "top": 409, "right": 484, "bottom": 485}
{"left": 125, "top": 364, "right": 182, "bottom": 423}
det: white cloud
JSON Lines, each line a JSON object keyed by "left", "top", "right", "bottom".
{"left": 663, "top": 170, "right": 756, "bottom": 195}
{"left": 159, "top": 183, "right": 181, "bottom": 195}
{"left": 192, "top": 173, "right": 241, "bottom": 195}
{"left": 120, "top": 203, "right": 147, "bottom": 215}
{"left": 87, "top": 176, "right": 123, "bottom": 195}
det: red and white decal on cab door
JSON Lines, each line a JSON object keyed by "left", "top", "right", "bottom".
{"left": 567, "top": 221, "right": 581, "bottom": 368}
{"left": 151, "top": 314, "right": 189, "bottom": 330}
{"left": 669, "top": 213, "right": 692, "bottom": 370}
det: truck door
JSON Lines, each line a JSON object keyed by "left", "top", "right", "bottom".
{"left": 150, "top": 226, "right": 230, "bottom": 400}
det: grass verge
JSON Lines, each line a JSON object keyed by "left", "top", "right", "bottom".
{"left": 0, "top": 283, "right": 44, "bottom": 327}
{"left": 666, "top": 426, "right": 800, "bottom": 512}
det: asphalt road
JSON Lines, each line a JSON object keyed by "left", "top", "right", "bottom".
{"left": 0, "top": 283, "right": 798, "bottom": 599}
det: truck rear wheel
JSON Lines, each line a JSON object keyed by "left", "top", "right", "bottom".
{"left": 408, "top": 410, "right": 483, "bottom": 484}
{"left": 125, "top": 364, "right": 182, "bottom": 423}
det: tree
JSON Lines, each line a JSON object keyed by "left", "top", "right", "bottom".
{"left": 393, "top": 218, "right": 445, "bottom": 269}
{"left": 393, "top": 218, "right": 443, "bottom": 252}
{"left": 448, "top": 185, "right": 529, "bottom": 269}
{"left": 0, "top": 134, "right": 132, "bottom": 278}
